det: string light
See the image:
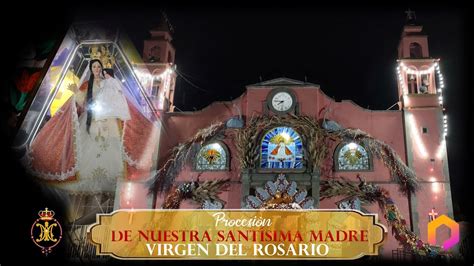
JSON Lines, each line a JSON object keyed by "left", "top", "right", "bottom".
{"left": 158, "top": 68, "right": 172, "bottom": 110}
{"left": 397, "top": 62, "right": 445, "bottom": 105}
{"left": 435, "top": 62, "right": 446, "bottom": 109}
{"left": 398, "top": 61, "right": 449, "bottom": 182}
{"left": 396, "top": 61, "right": 448, "bottom": 138}
{"left": 399, "top": 62, "right": 436, "bottom": 75}
{"left": 443, "top": 114, "right": 448, "bottom": 137}
{"left": 133, "top": 66, "right": 174, "bottom": 110}
{"left": 396, "top": 64, "right": 409, "bottom": 94}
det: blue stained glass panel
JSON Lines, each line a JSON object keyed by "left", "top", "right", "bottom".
{"left": 260, "top": 127, "right": 303, "bottom": 169}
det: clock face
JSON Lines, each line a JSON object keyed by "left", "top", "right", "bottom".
{"left": 271, "top": 92, "right": 293, "bottom": 112}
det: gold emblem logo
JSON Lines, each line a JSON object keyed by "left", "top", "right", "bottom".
{"left": 31, "top": 208, "right": 63, "bottom": 255}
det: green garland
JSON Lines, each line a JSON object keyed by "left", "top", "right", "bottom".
{"left": 321, "top": 176, "right": 447, "bottom": 258}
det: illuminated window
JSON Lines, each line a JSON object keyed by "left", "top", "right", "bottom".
{"left": 335, "top": 142, "right": 371, "bottom": 171}
{"left": 195, "top": 142, "right": 229, "bottom": 171}
{"left": 260, "top": 127, "right": 304, "bottom": 169}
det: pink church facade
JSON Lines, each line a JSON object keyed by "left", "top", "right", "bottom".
{"left": 136, "top": 20, "right": 453, "bottom": 257}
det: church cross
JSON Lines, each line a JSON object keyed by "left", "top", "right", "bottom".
{"left": 428, "top": 207, "right": 439, "bottom": 222}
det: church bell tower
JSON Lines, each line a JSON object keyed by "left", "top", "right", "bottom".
{"left": 396, "top": 10, "right": 453, "bottom": 246}
{"left": 142, "top": 12, "right": 177, "bottom": 112}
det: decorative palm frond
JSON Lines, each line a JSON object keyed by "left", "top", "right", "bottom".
{"left": 327, "top": 128, "right": 419, "bottom": 195}
{"left": 162, "top": 178, "right": 230, "bottom": 209}
{"left": 320, "top": 176, "right": 447, "bottom": 258}
{"left": 152, "top": 114, "right": 419, "bottom": 200}
{"left": 234, "top": 114, "right": 327, "bottom": 171}
{"left": 148, "top": 122, "right": 225, "bottom": 194}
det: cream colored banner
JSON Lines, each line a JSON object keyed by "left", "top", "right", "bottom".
{"left": 88, "top": 210, "right": 386, "bottom": 260}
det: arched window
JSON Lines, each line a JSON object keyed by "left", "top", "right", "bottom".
{"left": 408, "top": 72, "right": 418, "bottom": 94}
{"left": 195, "top": 142, "right": 229, "bottom": 171}
{"left": 335, "top": 142, "right": 371, "bottom": 171}
{"left": 148, "top": 45, "right": 161, "bottom": 62}
{"left": 260, "top": 127, "right": 304, "bottom": 169}
{"left": 419, "top": 73, "right": 430, "bottom": 94}
{"left": 409, "top": 42, "right": 423, "bottom": 58}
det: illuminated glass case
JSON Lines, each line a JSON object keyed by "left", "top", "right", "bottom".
{"left": 14, "top": 23, "right": 165, "bottom": 151}
{"left": 13, "top": 23, "right": 171, "bottom": 212}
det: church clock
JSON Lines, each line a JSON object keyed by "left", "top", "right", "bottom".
{"left": 267, "top": 88, "right": 296, "bottom": 115}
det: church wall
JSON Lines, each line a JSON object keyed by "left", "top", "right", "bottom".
{"left": 331, "top": 102, "right": 406, "bottom": 182}
{"left": 152, "top": 98, "right": 243, "bottom": 208}
{"left": 149, "top": 83, "right": 455, "bottom": 258}
{"left": 415, "top": 183, "right": 451, "bottom": 245}
{"left": 156, "top": 99, "right": 241, "bottom": 165}
{"left": 405, "top": 109, "right": 446, "bottom": 181}
{"left": 404, "top": 107, "right": 452, "bottom": 245}
{"left": 152, "top": 86, "right": 411, "bottom": 211}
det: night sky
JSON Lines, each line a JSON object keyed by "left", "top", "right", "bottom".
{"left": 2, "top": 5, "right": 472, "bottom": 224}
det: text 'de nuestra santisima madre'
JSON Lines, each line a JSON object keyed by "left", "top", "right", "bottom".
{"left": 89, "top": 210, "right": 386, "bottom": 259}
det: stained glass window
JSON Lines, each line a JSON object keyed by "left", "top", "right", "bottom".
{"left": 195, "top": 142, "right": 228, "bottom": 171}
{"left": 260, "top": 127, "right": 304, "bottom": 169}
{"left": 336, "top": 142, "right": 370, "bottom": 171}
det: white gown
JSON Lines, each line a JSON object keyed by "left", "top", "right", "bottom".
{"left": 93, "top": 78, "right": 131, "bottom": 121}
{"left": 57, "top": 78, "right": 130, "bottom": 193}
